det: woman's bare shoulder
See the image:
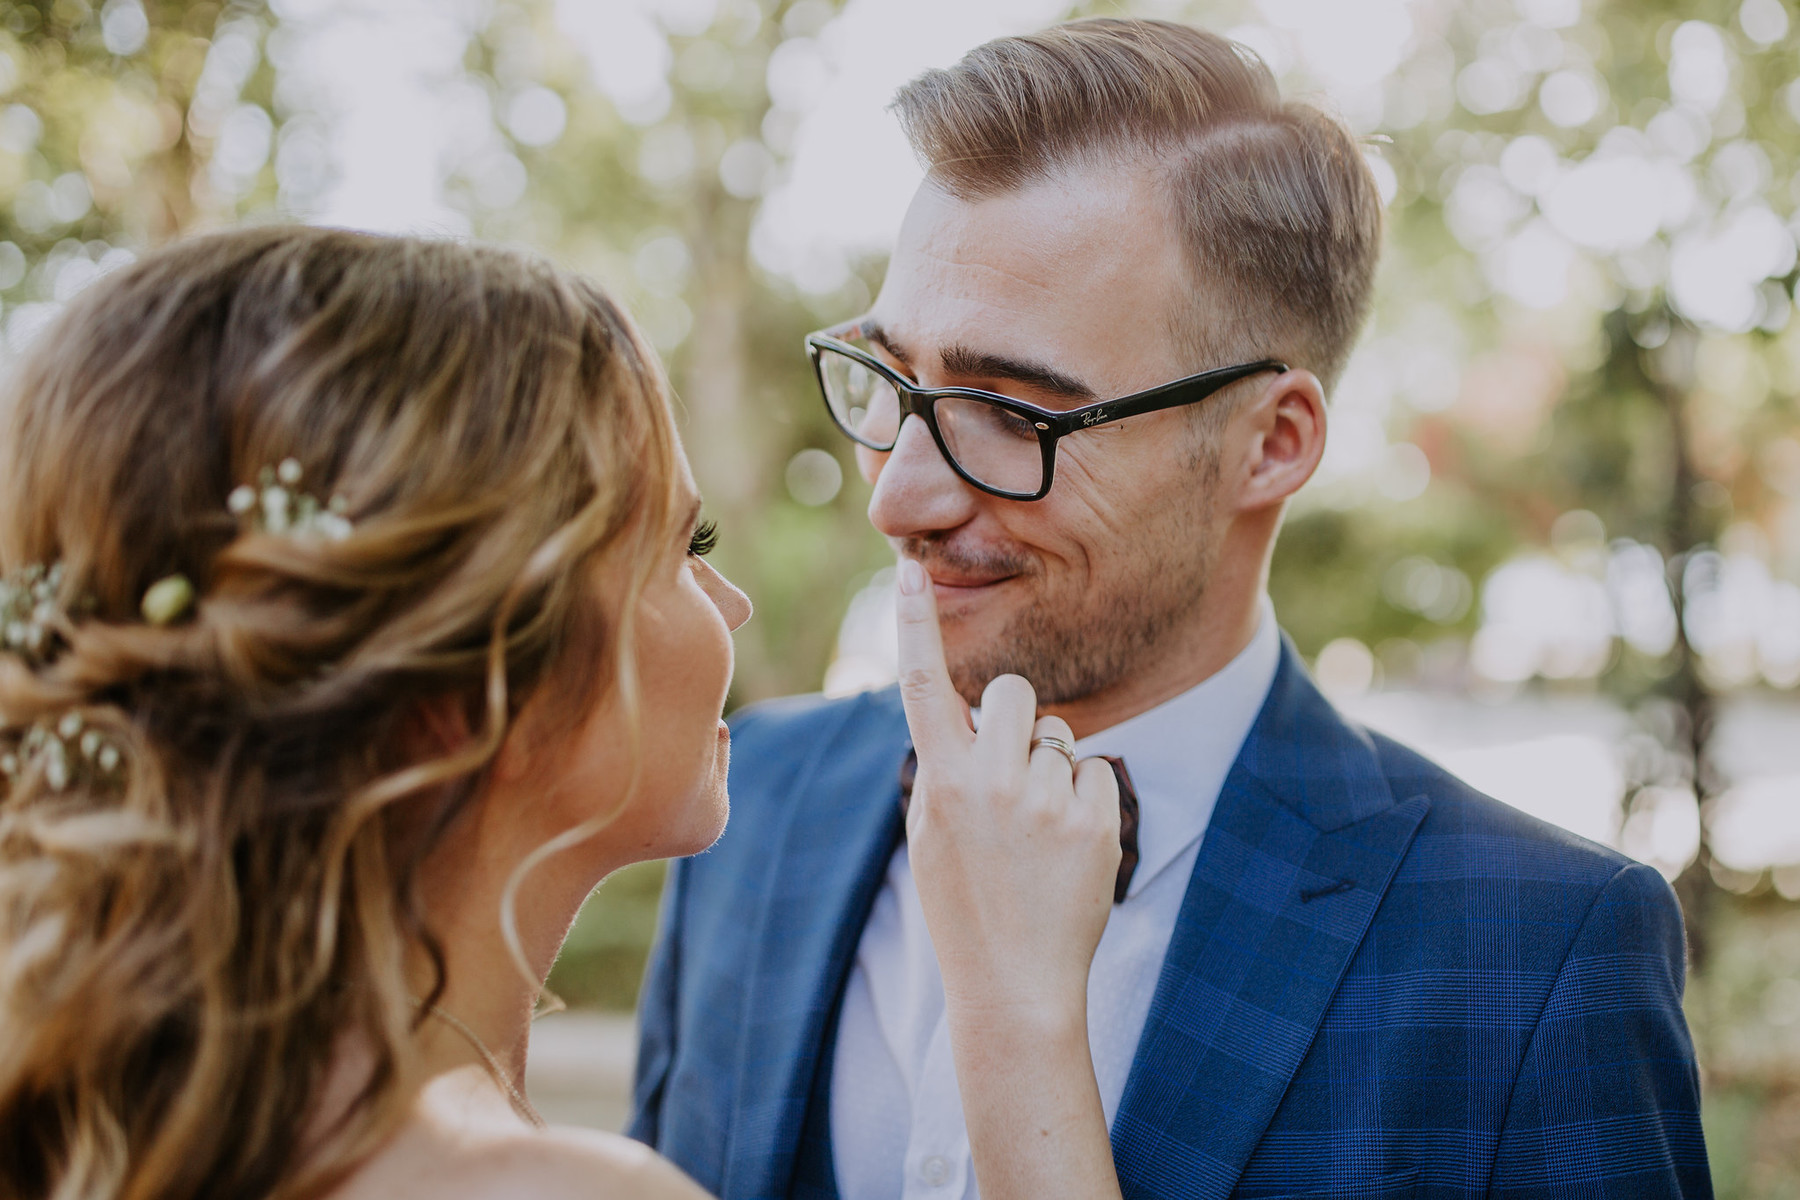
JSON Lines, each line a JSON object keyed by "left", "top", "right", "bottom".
{"left": 334, "top": 1123, "right": 704, "bottom": 1200}
{"left": 457, "top": 1125, "right": 706, "bottom": 1198}
{"left": 328, "top": 1071, "right": 706, "bottom": 1200}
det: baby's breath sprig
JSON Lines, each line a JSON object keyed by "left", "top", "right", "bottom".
{"left": 0, "top": 710, "right": 124, "bottom": 793}
{"left": 228, "top": 458, "right": 353, "bottom": 542}
{"left": 0, "top": 562, "right": 62, "bottom": 658}
{"left": 0, "top": 562, "right": 93, "bottom": 661}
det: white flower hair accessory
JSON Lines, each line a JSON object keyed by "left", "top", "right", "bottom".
{"left": 0, "top": 710, "right": 124, "bottom": 792}
{"left": 228, "top": 458, "right": 353, "bottom": 542}
{"left": 0, "top": 566, "right": 134, "bottom": 793}
{"left": 0, "top": 461, "right": 355, "bottom": 795}
{"left": 0, "top": 563, "right": 67, "bottom": 659}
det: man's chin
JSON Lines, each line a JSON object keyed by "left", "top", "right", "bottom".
{"left": 945, "top": 619, "right": 1116, "bottom": 709}
{"left": 937, "top": 590, "right": 1012, "bottom": 653}
{"left": 934, "top": 580, "right": 1070, "bottom": 699}
{"left": 944, "top": 639, "right": 1028, "bottom": 706}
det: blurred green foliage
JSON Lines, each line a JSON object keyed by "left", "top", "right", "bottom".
{"left": 462, "top": 0, "right": 894, "bottom": 706}
{"left": 0, "top": 0, "right": 274, "bottom": 288}
{"left": 548, "top": 859, "right": 669, "bottom": 1011}
{"left": 1688, "top": 891, "right": 1800, "bottom": 1197}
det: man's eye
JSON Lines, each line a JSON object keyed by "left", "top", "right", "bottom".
{"left": 687, "top": 519, "right": 719, "bottom": 557}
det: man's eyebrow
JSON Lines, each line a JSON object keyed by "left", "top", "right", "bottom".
{"left": 859, "top": 321, "right": 911, "bottom": 368}
{"left": 940, "top": 343, "right": 1096, "bottom": 401}
{"left": 860, "top": 321, "right": 1095, "bottom": 401}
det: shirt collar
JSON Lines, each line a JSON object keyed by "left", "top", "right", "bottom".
{"left": 1073, "top": 596, "right": 1282, "bottom": 900}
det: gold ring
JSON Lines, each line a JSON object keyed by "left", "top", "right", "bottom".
{"left": 1029, "top": 735, "right": 1078, "bottom": 771}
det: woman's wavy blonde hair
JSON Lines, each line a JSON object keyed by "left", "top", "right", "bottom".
{"left": 0, "top": 226, "right": 685, "bottom": 1199}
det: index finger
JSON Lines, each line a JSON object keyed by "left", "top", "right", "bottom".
{"left": 894, "top": 558, "right": 973, "bottom": 759}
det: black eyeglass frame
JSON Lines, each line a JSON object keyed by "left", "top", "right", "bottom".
{"left": 805, "top": 327, "right": 1288, "bottom": 501}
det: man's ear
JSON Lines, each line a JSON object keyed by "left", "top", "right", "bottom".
{"left": 1232, "top": 368, "right": 1327, "bottom": 513}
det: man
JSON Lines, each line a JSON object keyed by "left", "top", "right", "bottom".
{"left": 630, "top": 18, "right": 1710, "bottom": 1200}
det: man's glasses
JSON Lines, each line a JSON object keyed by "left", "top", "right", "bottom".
{"left": 806, "top": 324, "right": 1286, "bottom": 501}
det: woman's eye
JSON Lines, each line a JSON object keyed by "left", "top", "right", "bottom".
{"left": 687, "top": 519, "right": 719, "bottom": 558}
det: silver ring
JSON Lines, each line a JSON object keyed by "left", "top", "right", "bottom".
{"left": 1029, "top": 735, "right": 1078, "bottom": 772}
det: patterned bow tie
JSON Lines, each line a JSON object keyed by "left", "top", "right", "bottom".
{"left": 898, "top": 749, "right": 1141, "bottom": 903}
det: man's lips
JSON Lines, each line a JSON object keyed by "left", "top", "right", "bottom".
{"left": 901, "top": 543, "right": 1031, "bottom": 594}
{"left": 925, "top": 569, "right": 1016, "bottom": 590}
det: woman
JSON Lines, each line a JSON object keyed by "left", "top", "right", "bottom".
{"left": 0, "top": 227, "right": 1122, "bottom": 1199}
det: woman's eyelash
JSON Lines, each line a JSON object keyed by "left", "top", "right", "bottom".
{"left": 688, "top": 519, "right": 719, "bottom": 558}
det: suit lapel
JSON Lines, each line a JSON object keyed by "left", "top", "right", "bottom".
{"left": 1112, "top": 642, "right": 1429, "bottom": 1200}
{"left": 722, "top": 689, "right": 908, "bottom": 1200}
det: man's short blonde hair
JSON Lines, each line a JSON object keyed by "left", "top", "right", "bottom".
{"left": 893, "top": 18, "right": 1382, "bottom": 392}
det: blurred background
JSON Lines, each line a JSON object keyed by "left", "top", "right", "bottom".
{"left": 0, "top": 0, "right": 1793, "bottom": 1187}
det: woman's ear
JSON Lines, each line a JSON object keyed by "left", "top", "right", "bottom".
{"left": 403, "top": 693, "right": 478, "bottom": 766}
{"left": 385, "top": 694, "right": 487, "bottom": 854}
{"left": 1232, "top": 368, "right": 1327, "bottom": 513}
{"left": 407, "top": 689, "right": 549, "bottom": 787}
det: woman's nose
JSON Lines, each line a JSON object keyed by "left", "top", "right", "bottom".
{"left": 697, "top": 558, "right": 752, "bottom": 630}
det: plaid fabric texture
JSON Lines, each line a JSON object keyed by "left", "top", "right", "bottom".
{"left": 630, "top": 641, "right": 1711, "bottom": 1199}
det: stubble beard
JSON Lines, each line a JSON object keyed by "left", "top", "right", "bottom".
{"left": 942, "top": 547, "right": 1215, "bottom": 706}
{"left": 914, "top": 479, "right": 1221, "bottom": 708}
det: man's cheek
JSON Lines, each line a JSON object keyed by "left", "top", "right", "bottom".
{"left": 1052, "top": 447, "right": 1147, "bottom": 536}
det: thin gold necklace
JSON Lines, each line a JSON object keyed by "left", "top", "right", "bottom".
{"left": 425, "top": 1003, "right": 547, "bottom": 1130}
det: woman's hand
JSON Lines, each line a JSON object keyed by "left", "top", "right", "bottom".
{"left": 894, "top": 557, "right": 1123, "bottom": 1200}
{"left": 894, "top": 558, "right": 1120, "bottom": 1021}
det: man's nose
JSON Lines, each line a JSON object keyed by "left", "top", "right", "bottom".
{"left": 866, "top": 414, "right": 981, "bottom": 540}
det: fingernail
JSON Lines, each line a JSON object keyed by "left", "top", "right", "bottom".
{"left": 897, "top": 559, "right": 925, "bottom": 595}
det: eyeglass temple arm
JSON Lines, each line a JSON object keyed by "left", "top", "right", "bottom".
{"left": 1049, "top": 359, "right": 1289, "bottom": 432}
{"left": 807, "top": 333, "right": 891, "bottom": 375}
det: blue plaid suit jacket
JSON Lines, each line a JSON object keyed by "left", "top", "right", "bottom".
{"left": 629, "top": 640, "right": 1711, "bottom": 1199}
